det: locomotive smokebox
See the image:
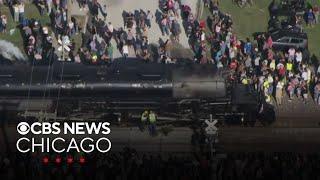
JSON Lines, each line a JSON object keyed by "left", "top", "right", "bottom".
{"left": 172, "top": 66, "right": 227, "bottom": 99}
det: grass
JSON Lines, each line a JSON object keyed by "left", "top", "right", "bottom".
{"left": 304, "top": 23, "right": 320, "bottom": 61}
{"left": 0, "top": 5, "right": 23, "bottom": 50}
{"left": 1, "top": 3, "right": 85, "bottom": 57}
{"left": 201, "top": 0, "right": 320, "bottom": 60}
{"left": 218, "top": 0, "right": 270, "bottom": 40}
{"left": 0, "top": 3, "right": 51, "bottom": 55}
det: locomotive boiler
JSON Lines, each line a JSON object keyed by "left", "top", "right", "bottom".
{"left": 0, "top": 59, "right": 274, "bottom": 124}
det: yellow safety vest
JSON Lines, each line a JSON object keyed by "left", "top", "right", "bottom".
{"left": 263, "top": 81, "right": 269, "bottom": 89}
{"left": 270, "top": 61, "right": 275, "bottom": 70}
{"left": 92, "top": 55, "right": 98, "bottom": 63}
{"left": 242, "top": 78, "right": 248, "bottom": 85}
{"left": 286, "top": 63, "right": 293, "bottom": 71}
{"left": 149, "top": 113, "right": 156, "bottom": 123}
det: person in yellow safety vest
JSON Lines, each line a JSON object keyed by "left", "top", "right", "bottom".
{"left": 286, "top": 60, "right": 293, "bottom": 72}
{"left": 242, "top": 78, "right": 248, "bottom": 85}
{"left": 270, "top": 59, "right": 276, "bottom": 71}
{"left": 263, "top": 78, "right": 272, "bottom": 103}
{"left": 148, "top": 111, "right": 157, "bottom": 136}
{"left": 149, "top": 111, "right": 156, "bottom": 124}
{"left": 263, "top": 80, "right": 269, "bottom": 91}
{"left": 139, "top": 110, "right": 149, "bottom": 131}
{"left": 141, "top": 110, "right": 148, "bottom": 122}
{"left": 92, "top": 54, "right": 98, "bottom": 64}
{"left": 241, "top": 76, "right": 248, "bottom": 85}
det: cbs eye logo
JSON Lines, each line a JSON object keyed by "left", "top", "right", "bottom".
{"left": 17, "top": 122, "right": 30, "bottom": 135}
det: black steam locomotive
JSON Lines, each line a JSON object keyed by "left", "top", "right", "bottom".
{"left": 0, "top": 59, "right": 274, "bottom": 124}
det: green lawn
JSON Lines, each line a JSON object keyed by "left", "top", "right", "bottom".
{"left": 0, "top": 4, "right": 51, "bottom": 55}
{"left": 201, "top": 0, "right": 320, "bottom": 60}
{"left": 0, "top": 5, "right": 23, "bottom": 50}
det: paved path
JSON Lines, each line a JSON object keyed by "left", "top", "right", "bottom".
{"left": 69, "top": 0, "right": 198, "bottom": 58}
{"left": 101, "top": 0, "right": 197, "bottom": 46}
{"left": 272, "top": 93, "right": 320, "bottom": 125}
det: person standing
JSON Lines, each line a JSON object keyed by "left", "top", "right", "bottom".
{"left": 146, "top": 10, "right": 153, "bottom": 28}
{"left": 287, "top": 80, "right": 295, "bottom": 101}
{"left": 91, "top": 0, "right": 99, "bottom": 18}
{"left": 99, "top": 4, "right": 108, "bottom": 21}
{"left": 313, "top": 5, "right": 319, "bottom": 24}
{"left": 244, "top": 38, "right": 252, "bottom": 56}
{"left": 307, "top": 9, "right": 315, "bottom": 27}
{"left": 126, "top": 29, "right": 134, "bottom": 48}
{"left": 314, "top": 82, "right": 320, "bottom": 105}
{"left": 122, "top": 43, "right": 129, "bottom": 58}
{"left": 13, "top": 4, "right": 19, "bottom": 22}
{"left": 161, "top": 16, "right": 169, "bottom": 36}
{"left": 0, "top": 14, "right": 7, "bottom": 33}
{"left": 148, "top": 111, "right": 157, "bottom": 136}
{"left": 275, "top": 77, "right": 284, "bottom": 106}
{"left": 267, "top": 74, "right": 274, "bottom": 96}
{"left": 263, "top": 78, "right": 271, "bottom": 103}
{"left": 46, "top": 0, "right": 53, "bottom": 15}
{"left": 107, "top": 43, "right": 113, "bottom": 61}
{"left": 172, "top": 20, "right": 181, "bottom": 42}
{"left": 286, "top": 59, "right": 293, "bottom": 73}
{"left": 18, "top": 2, "right": 25, "bottom": 24}
{"left": 78, "top": 0, "right": 86, "bottom": 10}
{"left": 301, "top": 81, "right": 308, "bottom": 104}
{"left": 139, "top": 110, "right": 148, "bottom": 132}
{"left": 173, "top": 0, "right": 180, "bottom": 18}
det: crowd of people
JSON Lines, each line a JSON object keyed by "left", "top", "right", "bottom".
{"left": 1, "top": 0, "right": 70, "bottom": 63}
{"left": 1, "top": 0, "right": 191, "bottom": 64}
{"left": 1, "top": 148, "right": 320, "bottom": 180}
{"left": 72, "top": 0, "right": 195, "bottom": 64}
{"left": 195, "top": 0, "right": 320, "bottom": 105}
